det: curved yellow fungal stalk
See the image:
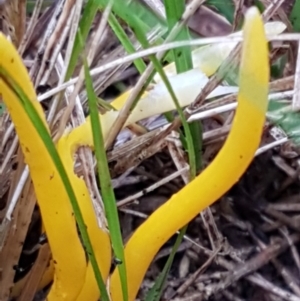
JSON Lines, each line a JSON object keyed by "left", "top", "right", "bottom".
{"left": 0, "top": 35, "right": 106, "bottom": 300}
{"left": 0, "top": 34, "right": 111, "bottom": 301}
{"left": 109, "top": 7, "right": 269, "bottom": 301}
{"left": 56, "top": 131, "right": 112, "bottom": 301}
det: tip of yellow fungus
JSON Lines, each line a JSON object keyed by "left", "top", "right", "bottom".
{"left": 244, "top": 6, "right": 260, "bottom": 19}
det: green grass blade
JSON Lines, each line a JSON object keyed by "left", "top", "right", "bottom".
{"left": 206, "top": 0, "right": 235, "bottom": 24}
{"left": 290, "top": 0, "right": 300, "bottom": 32}
{"left": 98, "top": 0, "right": 166, "bottom": 33}
{"left": 108, "top": 12, "right": 147, "bottom": 74}
{"left": 164, "top": 0, "right": 193, "bottom": 71}
{"left": 98, "top": 0, "right": 178, "bottom": 63}
{"left": 82, "top": 47, "right": 128, "bottom": 301}
{"left": 0, "top": 65, "right": 110, "bottom": 301}
{"left": 145, "top": 227, "right": 186, "bottom": 301}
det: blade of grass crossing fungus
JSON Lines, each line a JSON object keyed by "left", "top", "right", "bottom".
{"left": 82, "top": 48, "right": 128, "bottom": 301}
